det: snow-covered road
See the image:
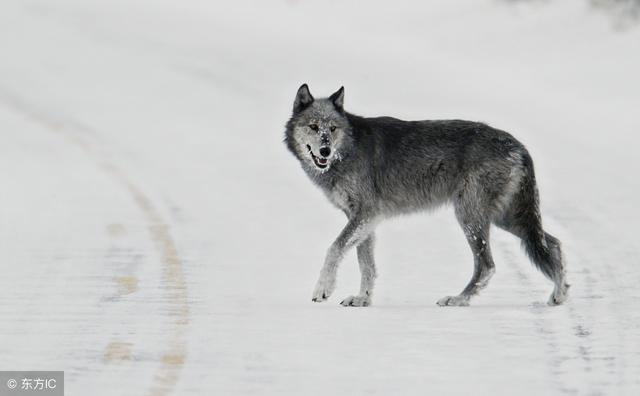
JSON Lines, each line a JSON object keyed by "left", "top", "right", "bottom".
{"left": 1, "top": 0, "right": 639, "bottom": 395}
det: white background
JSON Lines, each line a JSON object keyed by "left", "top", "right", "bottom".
{"left": 1, "top": 0, "right": 639, "bottom": 395}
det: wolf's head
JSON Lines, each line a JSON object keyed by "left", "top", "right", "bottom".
{"left": 285, "top": 84, "right": 353, "bottom": 173}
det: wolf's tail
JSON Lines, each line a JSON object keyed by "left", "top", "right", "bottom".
{"left": 504, "top": 151, "right": 569, "bottom": 304}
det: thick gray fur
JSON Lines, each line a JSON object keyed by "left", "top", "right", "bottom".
{"left": 284, "top": 84, "right": 569, "bottom": 307}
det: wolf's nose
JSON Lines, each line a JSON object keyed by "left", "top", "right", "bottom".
{"left": 319, "top": 147, "right": 331, "bottom": 158}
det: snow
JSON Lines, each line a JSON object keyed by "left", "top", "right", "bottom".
{"left": 1, "top": 0, "right": 639, "bottom": 395}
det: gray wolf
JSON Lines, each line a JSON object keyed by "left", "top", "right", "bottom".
{"left": 284, "top": 84, "right": 569, "bottom": 307}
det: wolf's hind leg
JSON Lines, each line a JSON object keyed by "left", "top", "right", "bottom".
{"left": 341, "top": 234, "right": 376, "bottom": 307}
{"left": 497, "top": 216, "right": 569, "bottom": 305}
{"left": 496, "top": 151, "right": 569, "bottom": 305}
{"left": 544, "top": 233, "right": 569, "bottom": 305}
{"left": 437, "top": 216, "right": 495, "bottom": 307}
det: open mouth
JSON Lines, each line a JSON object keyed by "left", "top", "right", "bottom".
{"left": 306, "top": 145, "right": 328, "bottom": 169}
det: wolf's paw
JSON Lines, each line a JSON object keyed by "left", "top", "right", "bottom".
{"left": 436, "top": 295, "right": 470, "bottom": 307}
{"left": 311, "top": 276, "right": 335, "bottom": 302}
{"left": 340, "top": 294, "right": 371, "bottom": 307}
{"left": 548, "top": 282, "right": 570, "bottom": 306}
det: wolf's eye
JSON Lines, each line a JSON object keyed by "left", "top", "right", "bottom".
{"left": 330, "top": 126, "right": 336, "bottom": 132}
{"left": 309, "top": 124, "right": 319, "bottom": 131}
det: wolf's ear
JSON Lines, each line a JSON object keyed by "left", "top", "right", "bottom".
{"left": 293, "top": 84, "right": 314, "bottom": 113}
{"left": 329, "top": 86, "right": 344, "bottom": 111}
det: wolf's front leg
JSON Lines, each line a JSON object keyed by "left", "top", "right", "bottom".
{"left": 340, "top": 234, "right": 376, "bottom": 307}
{"left": 312, "top": 215, "right": 376, "bottom": 303}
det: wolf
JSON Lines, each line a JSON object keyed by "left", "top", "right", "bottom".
{"left": 284, "top": 84, "right": 569, "bottom": 307}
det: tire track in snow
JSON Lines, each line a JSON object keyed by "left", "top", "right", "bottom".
{"left": 494, "top": 207, "right": 623, "bottom": 395}
{"left": 0, "top": 89, "right": 189, "bottom": 396}
{"left": 546, "top": 206, "right": 635, "bottom": 393}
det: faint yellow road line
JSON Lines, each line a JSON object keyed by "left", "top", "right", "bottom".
{"left": 0, "top": 90, "right": 190, "bottom": 396}
{"left": 114, "top": 173, "right": 189, "bottom": 396}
